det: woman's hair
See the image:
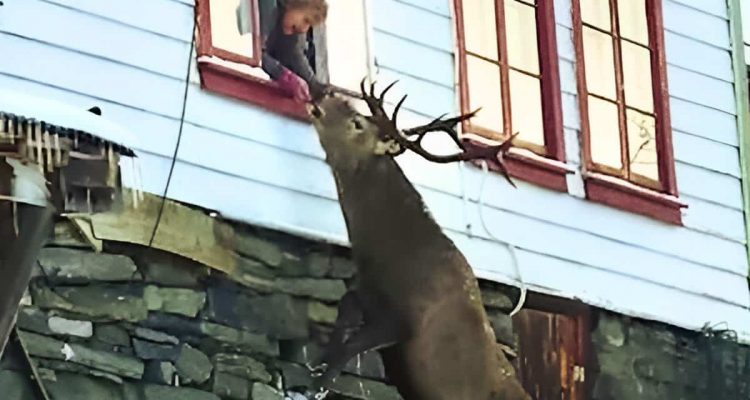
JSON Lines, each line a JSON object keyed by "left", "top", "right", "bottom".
{"left": 282, "top": 0, "right": 328, "bottom": 25}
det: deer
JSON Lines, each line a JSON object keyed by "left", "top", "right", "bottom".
{"left": 305, "top": 81, "right": 530, "bottom": 400}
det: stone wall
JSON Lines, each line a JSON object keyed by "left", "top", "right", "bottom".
{"left": 590, "top": 310, "right": 750, "bottom": 400}
{"left": 0, "top": 221, "right": 518, "bottom": 400}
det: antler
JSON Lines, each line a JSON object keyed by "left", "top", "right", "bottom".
{"left": 359, "top": 79, "right": 517, "bottom": 187}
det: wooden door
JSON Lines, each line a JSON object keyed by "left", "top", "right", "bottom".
{"left": 513, "top": 306, "right": 587, "bottom": 400}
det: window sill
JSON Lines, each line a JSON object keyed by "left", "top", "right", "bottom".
{"left": 583, "top": 172, "right": 686, "bottom": 225}
{"left": 462, "top": 135, "right": 572, "bottom": 192}
{"left": 197, "top": 59, "right": 310, "bottom": 122}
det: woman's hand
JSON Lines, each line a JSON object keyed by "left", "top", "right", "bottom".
{"left": 277, "top": 68, "right": 311, "bottom": 102}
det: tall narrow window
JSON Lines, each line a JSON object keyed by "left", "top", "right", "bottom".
{"left": 573, "top": 0, "right": 684, "bottom": 223}
{"left": 455, "top": 0, "right": 568, "bottom": 192}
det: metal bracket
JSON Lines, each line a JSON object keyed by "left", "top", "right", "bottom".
{"left": 573, "top": 365, "right": 586, "bottom": 383}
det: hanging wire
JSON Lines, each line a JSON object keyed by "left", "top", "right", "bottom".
{"left": 147, "top": 28, "right": 195, "bottom": 248}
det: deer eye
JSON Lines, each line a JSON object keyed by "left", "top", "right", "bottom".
{"left": 351, "top": 117, "right": 364, "bottom": 131}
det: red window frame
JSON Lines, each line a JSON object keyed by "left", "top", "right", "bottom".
{"left": 454, "top": 0, "right": 569, "bottom": 192}
{"left": 194, "top": 0, "right": 309, "bottom": 121}
{"left": 572, "top": 0, "right": 685, "bottom": 224}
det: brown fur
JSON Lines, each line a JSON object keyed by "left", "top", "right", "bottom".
{"left": 309, "top": 94, "right": 530, "bottom": 400}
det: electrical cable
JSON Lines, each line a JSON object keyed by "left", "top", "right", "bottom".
{"left": 147, "top": 32, "right": 195, "bottom": 248}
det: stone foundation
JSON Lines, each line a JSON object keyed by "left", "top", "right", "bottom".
{"left": 0, "top": 220, "right": 518, "bottom": 400}
{"left": 3, "top": 218, "right": 748, "bottom": 399}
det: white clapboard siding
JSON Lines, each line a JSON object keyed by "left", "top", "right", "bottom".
{"left": 0, "top": 0, "right": 747, "bottom": 339}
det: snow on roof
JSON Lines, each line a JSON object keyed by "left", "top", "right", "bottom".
{"left": 0, "top": 88, "right": 139, "bottom": 155}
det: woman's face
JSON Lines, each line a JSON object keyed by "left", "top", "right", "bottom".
{"left": 282, "top": 7, "right": 316, "bottom": 35}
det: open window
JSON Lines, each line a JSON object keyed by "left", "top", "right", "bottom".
{"left": 454, "top": 0, "right": 569, "bottom": 192}
{"left": 572, "top": 0, "right": 684, "bottom": 224}
{"left": 195, "top": 0, "right": 372, "bottom": 120}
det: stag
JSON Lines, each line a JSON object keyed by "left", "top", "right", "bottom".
{"left": 306, "top": 82, "right": 529, "bottom": 400}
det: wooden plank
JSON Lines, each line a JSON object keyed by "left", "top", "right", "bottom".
{"left": 667, "top": 66, "right": 737, "bottom": 115}
{"left": 515, "top": 250, "right": 750, "bottom": 338}
{"left": 669, "top": 97, "right": 738, "bottom": 146}
{"left": 681, "top": 196, "right": 746, "bottom": 243}
{"left": 0, "top": 33, "right": 186, "bottom": 118}
{"left": 673, "top": 131, "right": 741, "bottom": 178}
{"left": 372, "top": 0, "right": 453, "bottom": 52}
{"left": 676, "top": 161, "right": 743, "bottom": 209}
{"left": 0, "top": 0, "right": 190, "bottom": 79}
{"left": 395, "top": 0, "right": 452, "bottom": 17}
{"left": 86, "top": 190, "right": 239, "bottom": 274}
{"left": 664, "top": 1, "right": 731, "bottom": 49}
{"left": 372, "top": 29, "right": 454, "bottom": 87}
{"left": 667, "top": 0, "right": 728, "bottom": 19}
{"left": 665, "top": 31, "right": 733, "bottom": 82}
{"left": 42, "top": 0, "right": 193, "bottom": 41}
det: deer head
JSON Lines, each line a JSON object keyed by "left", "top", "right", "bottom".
{"left": 309, "top": 80, "right": 518, "bottom": 186}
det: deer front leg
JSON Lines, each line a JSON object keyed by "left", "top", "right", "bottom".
{"left": 311, "top": 290, "right": 364, "bottom": 374}
{"left": 312, "top": 319, "right": 407, "bottom": 389}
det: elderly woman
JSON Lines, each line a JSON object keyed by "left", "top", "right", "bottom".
{"left": 238, "top": 0, "right": 329, "bottom": 102}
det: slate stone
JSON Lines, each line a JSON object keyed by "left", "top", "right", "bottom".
{"left": 36, "top": 358, "right": 124, "bottom": 384}
{"left": 133, "top": 339, "right": 180, "bottom": 361}
{"left": 133, "top": 249, "right": 207, "bottom": 287}
{"left": 140, "top": 313, "right": 205, "bottom": 338}
{"left": 277, "top": 361, "right": 312, "bottom": 389}
{"left": 199, "top": 322, "right": 279, "bottom": 357}
{"left": 305, "top": 252, "right": 333, "bottom": 278}
{"left": 144, "top": 285, "right": 206, "bottom": 318}
{"left": 0, "top": 370, "right": 37, "bottom": 400}
{"left": 343, "top": 351, "right": 386, "bottom": 380}
{"left": 19, "top": 331, "right": 144, "bottom": 379}
{"left": 31, "top": 284, "right": 148, "bottom": 322}
{"left": 175, "top": 344, "right": 213, "bottom": 384}
{"left": 143, "top": 360, "right": 176, "bottom": 385}
{"left": 279, "top": 341, "right": 324, "bottom": 366}
{"left": 211, "top": 372, "right": 250, "bottom": 400}
{"left": 95, "top": 324, "right": 132, "bottom": 347}
{"left": 206, "top": 290, "right": 308, "bottom": 340}
{"left": 16, "top": 306, "right": 53, "bottom": 335}
{"left": 236, "top": 257, "right": 276, "bottom": 279}
{"left": 275, "top": 252, "right": 307, "bottom": 277}
{"left": 18, "top": 330, "right": 67, "bottom": 360}
{"left": 307, "top": 301, "right": 338, "bottom": 325}
{"left": 141, "top": 384, "right": 221, "bottom": 400}
{"left": 487, "top": 310, "right": 516, "bottom": 349}
{"left": 235, "top": 233, "right": 284, "bottom": 267}
{"left": 213, "top": 353, "right": 272, "bottom": 383}
{"left": 134, "top": 327, "right": 179, "bottom": 344}
{"left": 329, "top": 374, "right": 403, "bottom": 400}
{"left": 43, "top": 372, "right": 125, "bottom": 400}
{"left": 329, "top": 256, "right": 356, "bottom": 279}
{"left": 48, "top": 316, "right": 93, "bottom": 338}
{"left": 251, "top": 382, "right": 283, "bottom": 400}
{"left": 478, "top": 284, "right": 515, "bottom": 312}
{"left": 37, "top": 248, "right": 139, "bottom": 282}
{"left": 275, "top": 278, "right": 346, "bottom": 302}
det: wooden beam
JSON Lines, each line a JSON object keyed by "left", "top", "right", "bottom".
{"left": 79, "top": 190, "right": 239, "bottom": 275}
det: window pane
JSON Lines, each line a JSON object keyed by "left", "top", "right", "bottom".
{"left": 210, "top": 0, "right": 256, "bottom": 57}
{"left": 464, "top": 0, "right": 499, "bottom": 60}
{"left": 626, "top": 109, "right": 658, "bottom": 180}
{"left": 618, "top": 0, "right": 649, "bottom": 45}
{"left": 582, "top": 27, "right": 616, "bottom": 100}
{"left": 505, "top": 0, "right": 540, "bottom": 75}
{"left": 580, "top": 0, "right": 611, "bottom": 31}
{"left": 621, "top": 42, "right": 653, "bottom": 113}
{"left": 326, "top": 0, "right": 370, "bottom": 91}
{"left": 467, "top": 56, "right": 503, "bottom": 132}
{"left": 588, "top": 96, "right": 622, "bottom": 169}
{"left": 510, "top": 71, "right": 544, "bottom": 146}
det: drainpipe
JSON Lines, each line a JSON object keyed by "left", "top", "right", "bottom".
{"left": 728, "top": 0, "right": 750, "bottom": 279}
